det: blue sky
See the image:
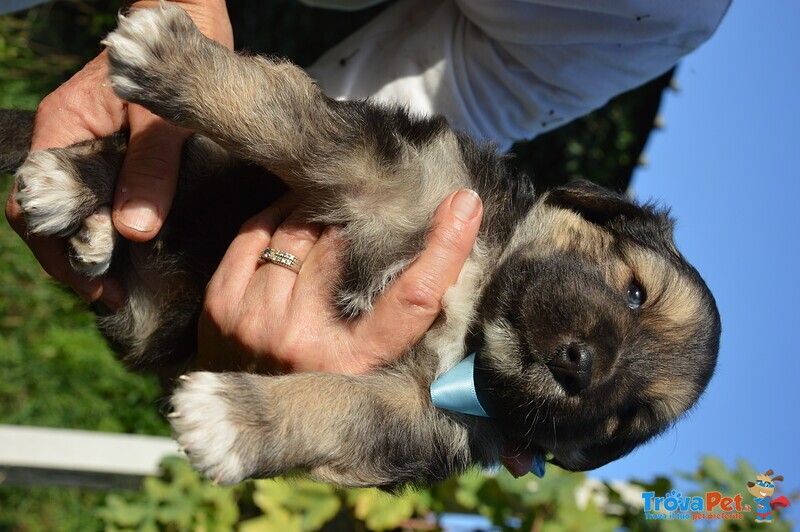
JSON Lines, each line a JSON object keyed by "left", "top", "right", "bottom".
{"left": 591, "top": 0, "right": 800, "bottom": 503}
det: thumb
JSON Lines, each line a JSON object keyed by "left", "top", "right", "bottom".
{"left": 112, "top": 105, "right": 190, "bottom": 241}
{"left": 359, "top": 189, "right": 483, "bottom": 357}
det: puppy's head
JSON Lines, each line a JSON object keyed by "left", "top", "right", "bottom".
{"left": 476, "top": 180, "right": 720, "bottom": 472}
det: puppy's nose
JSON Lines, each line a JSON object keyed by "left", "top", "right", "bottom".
{"left": 547, "top": 343, "right": 593, "bottom": 393}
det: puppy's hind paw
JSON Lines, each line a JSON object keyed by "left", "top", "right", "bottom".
{"left": 105, "top": 4, "right": 196, "bottom": 107}
{"left": 68, "top": 207, "right": 117, "bottom": 277}
{"left": 170, "top": 372, "right": 250, "bottom": 486}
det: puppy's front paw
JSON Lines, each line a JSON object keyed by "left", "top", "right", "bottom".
{"left": 170, "top": 372, "right": 258, "bottom": 485}
{"left": 105, "top": 4, "right": 196, "bottom": 107}
{"left": 16, "top": 151, "right": 90, "bottom": 236}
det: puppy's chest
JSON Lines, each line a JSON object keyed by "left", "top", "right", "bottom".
{"left": 422, "top": 243, "right": 490, "bottom": 378}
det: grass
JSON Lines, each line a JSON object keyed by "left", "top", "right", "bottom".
{"left": 0, "top": 12, "right": 168, "bottom": 525}
{"left": 0, "top": 174, "right": 168, "bottom": 435}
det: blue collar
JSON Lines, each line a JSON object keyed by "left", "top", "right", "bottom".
{"left": 430, "top": 353, "right": 546, "bottom": 478}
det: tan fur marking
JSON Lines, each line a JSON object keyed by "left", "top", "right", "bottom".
{"left": 503, "top": 203, "right": 613, "bottom": 262}
{"left": 626, "top": 247, "right": 703, "bottom": 336}
{"left": 645, "top": 377, "right": 697, "bottom": 421}
{"left": 605, "top": 416, "right": 620, "bottom": 438}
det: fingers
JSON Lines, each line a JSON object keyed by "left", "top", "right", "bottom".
{"left": 254, "top": 210, "right": 324, "bottom": 303}
{"left": 204, "top": 195, "right": 297, "bottom": 314}
{"left": 291, "top": 226, "right": 346, "bottom": 306}
{"left": 198, "top": 196, "right": 305, "bottom": 373}
{"left": 5, "top": 188, "right": 103, "bottom": 300}
{"left": 30, "top": 53, "right": 122, "bottom": 152}
{"left": 112, "top": 105, "right": 191, "bottom": 241}
{"left": 358, "top": 189, "right": 483, "bottom": 355}
{"left": 6, "top": 186, "right": 126, "bottom": 307}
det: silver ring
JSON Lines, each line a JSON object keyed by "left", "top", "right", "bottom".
{"left": 258, "top": 247, "right": 302, "bottom": 273}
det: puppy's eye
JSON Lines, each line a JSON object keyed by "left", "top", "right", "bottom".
{"left": 626, "top": 281, "right": 645, "bottom": 309}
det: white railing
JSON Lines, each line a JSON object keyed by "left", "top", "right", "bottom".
{"left": 0, "top": 425, "right": 178, "bottom": 489}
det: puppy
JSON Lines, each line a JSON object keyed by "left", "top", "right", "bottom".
{"left": 4, "top": 5, "right": 720, "bottom": 489}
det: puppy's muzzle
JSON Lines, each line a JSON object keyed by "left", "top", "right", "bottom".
{"left": 547, "top": 343, "right": 593, "bottom": 393}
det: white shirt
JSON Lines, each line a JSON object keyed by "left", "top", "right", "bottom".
{"left": 305, "top": 0, "right": 731, "bottom": 150}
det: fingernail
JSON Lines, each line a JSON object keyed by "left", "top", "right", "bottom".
{"left": 450, "top": 189, "right": 481, "bottom": 221}
{"left": 119, "top": 199, "right": 159, "bottom": 233}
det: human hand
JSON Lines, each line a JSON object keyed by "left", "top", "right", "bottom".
{"left": 196, "top": 189, "right": 484, "bottom": 375}
{"left": 4, "top": 0, "right": 233, "bottom": 308}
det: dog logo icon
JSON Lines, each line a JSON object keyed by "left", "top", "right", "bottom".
{"left": 746, "top": 469, "right": 791, "bottom": 523}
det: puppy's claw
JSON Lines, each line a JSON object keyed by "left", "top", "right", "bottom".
{"left": 178, "top": 374, "right": 192, "bottom": 383}
{"left": 167, "top": 411, "right": 182, "bottom": 419}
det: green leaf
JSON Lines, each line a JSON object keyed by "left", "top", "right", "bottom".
{"left": 252, "top": 478, "right": 341, "bottom": 531}
{"left": 347, "top": 488, "right": 417, "bottom": 531}
{"left": 454, "top": 472, "right": 487, "bottom": 509}
{"left": 240, "top": 510, "right": 303, "bottom": 532}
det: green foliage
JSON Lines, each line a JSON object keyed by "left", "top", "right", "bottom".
{"left": 91, "top": 456, "right": 796, "bottom": 531}
{"left": 438, "top": 468, "right": 623, "bottom": 532}
{"left": 96, "top": 458, "right": 240, "bottom": 532}
{"left": 0, "top": 16, "right": 71, "bottom": 108}
{"left": 242, "top": 479, "right": 340, "bottom": 531}
{"left": 0, "top": 174, "right": 168, "bottom": 435}
{"left": 0, "top": 486, "right": 107, "bottom": 532}
{"left": 346, "top": 488, "right": 423, "bottom": 531}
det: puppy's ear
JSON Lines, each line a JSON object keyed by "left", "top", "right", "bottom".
{"left": 543, "top": 180, "right": 648, "bottom": 225}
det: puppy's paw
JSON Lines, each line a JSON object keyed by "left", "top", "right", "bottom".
{"left": 170, "top": 372, "right": 256, "bottom": 486}
{"left": 15, "top": 151, "right": 90, "bottom": 236}
{"left": 105, "top": 4, "right": 195, "bottom": 106}
{"left": 68, "top": 207, "right": 117, "bottom": 277}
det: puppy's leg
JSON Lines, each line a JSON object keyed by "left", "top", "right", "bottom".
{"left": 15, "top": 135, "right": 126, "bottom": 277}
{"left": 105, "top": 5, "right": 471, "bottom": 315}
{"left": 105, "top": 5, "right": 452, "bottom": 186}
{"left": 171, "top": 367, "right": 500, "bottom": 488}
{"left": 15, "top": 135, "right": 124, "bottom": 238}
